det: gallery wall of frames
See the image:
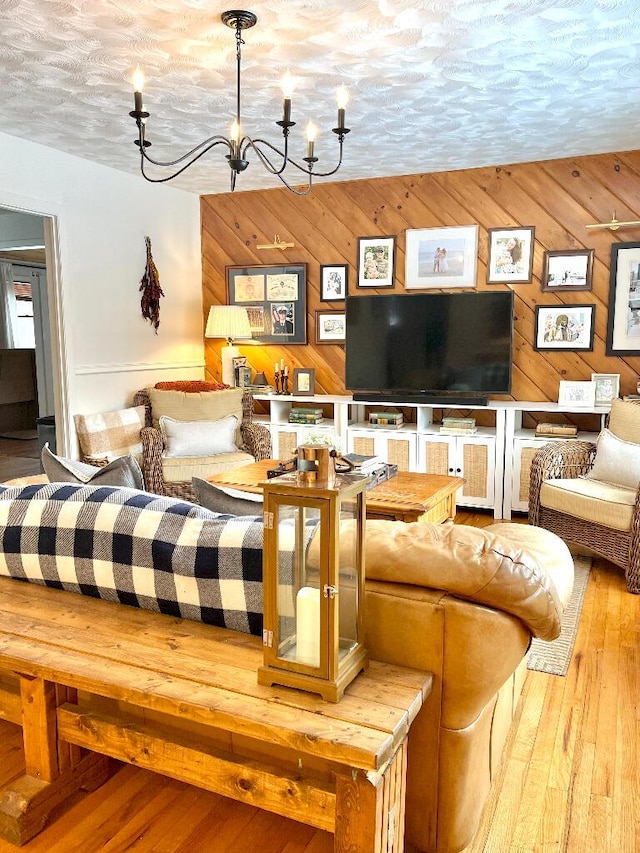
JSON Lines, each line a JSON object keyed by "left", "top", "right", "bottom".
{"left": 201, "top": 148, "right": 640, "bottom": 425}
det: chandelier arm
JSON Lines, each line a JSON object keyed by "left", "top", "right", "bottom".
{"left": 241, "top": 137, "right": 290, "bottom": 176}
{"left": 140, "top": 136, "right": 232, "bottom": 169}
{"left": 271, "top": 170, "right": 313, "bottom": 196}
{"left": 250, "top": 137, "right": 346, "bottom": 179}
{"left": 139, "top": 139, "right": 232, "bottom": 183}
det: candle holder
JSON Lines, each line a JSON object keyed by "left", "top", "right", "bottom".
{"left": 274, "top": 370, "right": 281, "bottom": 394}
{"left": 282, "top": 372, "right": 290, "bottom": 395}
{"left": 258, "top": 472, "right": 369, "bottom": 701}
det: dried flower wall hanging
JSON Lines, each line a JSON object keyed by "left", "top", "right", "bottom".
{"left": 139, "top": 236, "right": 164, "bottom": 333}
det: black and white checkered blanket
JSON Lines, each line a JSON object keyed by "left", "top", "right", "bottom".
{"left": 0, "top": 483, "right": 313, "bottom": 637}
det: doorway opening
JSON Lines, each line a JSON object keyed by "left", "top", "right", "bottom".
{"left": 0, "top": 206, "right": 61, "bottom": 478}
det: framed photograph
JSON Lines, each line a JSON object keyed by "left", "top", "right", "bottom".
{"left": 606, "top": 242, "right": 640, "bottom": 355}
{"left": 226, "top": 264, "right": 306, "bottom": 344}
{"left": 591, "top": 373, "right": 620, "bottom": 405}
{"left": 315, "top": 310, "right": 345, "bottom": 344}
{"left": 541, "top": 249, "right": 594, "bottom": 292}
{"left": 234, "top": 366, "right": 252, "bottom": 388}
{"left": 292, "top": 368, "right": 316, "bottom": 396}
{"left": 487, "top": 226, "right": 535, "bottom": 283}
{"left": 405, "top": 225, "right": 478, "bottom": 289}
{"left": 534, "top": 304, "right": 595, "bottom": 351}
{"left": 357, "top": 236, "right": 395, "bottom": 288}
{"left": 558, "top": 380, "right": 597, "bottom": 408}
{"left": 320, "top": 264, "right": 348, "bottom": 301}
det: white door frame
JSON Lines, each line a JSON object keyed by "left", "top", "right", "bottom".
{"left": 0, "top": 193, "right": 71, "bottom": 455}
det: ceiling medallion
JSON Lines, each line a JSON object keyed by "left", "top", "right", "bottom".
{"left": 129, "top": 9, "right": 350, "bottom": 194}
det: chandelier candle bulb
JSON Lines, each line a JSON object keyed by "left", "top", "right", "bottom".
{"left": 337, "top": 85, "right": 348, "bottom": 130}
{"left": 282, "top": 72, "right": 294, "bottom": 124}
{"left": 306, "top": 122, "right": 317, "bottom": 159}
{"left": 132, "top": 68, "right": 145, "bottom": 113}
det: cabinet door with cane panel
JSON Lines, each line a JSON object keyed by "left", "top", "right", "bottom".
{"left": 418, "top": 432, "right": 496, "bottom": 508}
{"left": 346, "top": 428, "right": 417, "bottom": 472}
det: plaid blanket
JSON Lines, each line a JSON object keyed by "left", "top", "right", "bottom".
{"left": 0, "top": 483, "right": 314, "bottom": 637}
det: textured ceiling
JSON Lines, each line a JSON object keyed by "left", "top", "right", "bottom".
{"left": 1, "top": 0, "right": 639, "bottom": 195}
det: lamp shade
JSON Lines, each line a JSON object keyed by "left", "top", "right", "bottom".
{"left": 205, "top": 305, "right": 251, "bottom": 341}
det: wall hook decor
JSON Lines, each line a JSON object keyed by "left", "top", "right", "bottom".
{"left": 139, "top": 236, "right": 164, "bottom": 333}
{"left": 585, "top": 210, "right": 640, "bottom": 231}
{"left": 256, "top": 234, "right": 295, "bottom": 250}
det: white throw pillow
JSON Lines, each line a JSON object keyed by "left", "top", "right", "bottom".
{"left": 583, "top": 428, "right": 640, "bottom": 490}
{"left": 160, "top": 415, "right": 239, "bottom": 458}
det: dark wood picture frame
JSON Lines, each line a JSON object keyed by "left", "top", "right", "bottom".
{"left": 319, "top": 264, "right": 348, "bottom": 302}
{"left": 357, "top": 236, "right": 395, "bottom": 288}
{"left": 541, "top": 249, "right": 594, "bottom": 292}
{"left": 606, "top": 242, "right": 640, "bottom": 355}
{"left": 315, "top": 310, "right": 346, "bottom": 344}
{"left": 534, "top": 304, "right": 596, "bottom": 351}
{"left": 226, "top": 263, "right": 307, "bottom": 344}
{"left": 292, "top": 368, "right": 316, "bottom": 396}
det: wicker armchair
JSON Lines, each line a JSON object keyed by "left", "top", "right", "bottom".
{"left": 529, "top": 401, "right": 640, "bottom": 593}
{"left": 133, "top": 388, "right": 272, "bottom": 502}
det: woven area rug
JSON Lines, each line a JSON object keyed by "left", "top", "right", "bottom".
{"left": 527, "top": 555, "right": 591, "bottom": 677}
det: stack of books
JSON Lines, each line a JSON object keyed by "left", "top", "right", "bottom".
{"left": 368, "top": 411, "right": 404, "bottom": 428}
{"left": 288, "top": 406, "right": 324, "bottom": 425}
{"left": 340, "top": 453, "right": 384, "bottom": 476}
{"left": 535, "top": 422, "right": 578, "bottom": 438}
{"left": 439, "top": 417, "right": 477, "bottom": 435}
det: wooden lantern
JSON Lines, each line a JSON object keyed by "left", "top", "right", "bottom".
{"left": 258, "top": 470, "right": 368, "bottom": 702}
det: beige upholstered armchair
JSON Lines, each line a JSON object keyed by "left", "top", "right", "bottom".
{"left": 529, "top": 398, "right": 640, "bottom": 593}
{"left": 133, "top": 384, "right": 272, "bottom": 502}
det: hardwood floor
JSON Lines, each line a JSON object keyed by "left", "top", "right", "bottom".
{"left": 0, "top": 436, "right": 41, "bottom": 482}
{"left": 463, "top": 549, "right": 640, "bottom": 853}
{"left": 0, "top": 478, "right": 637, "bottom": 850}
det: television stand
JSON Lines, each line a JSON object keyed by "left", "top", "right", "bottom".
{"left": 353, "top": 393, "right": 489, "bottom": 406}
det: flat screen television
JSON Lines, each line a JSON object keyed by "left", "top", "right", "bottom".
{"left": 345, "top": 291, "right": 514, "bottom": 403}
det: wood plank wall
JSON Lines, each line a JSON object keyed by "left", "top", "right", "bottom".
{"left": 201, "top": 149, "right": 640, "bottom": 425}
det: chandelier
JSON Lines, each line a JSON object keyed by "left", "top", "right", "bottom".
{"left": 129, "top": 10, "right": 350, "bottom": 195}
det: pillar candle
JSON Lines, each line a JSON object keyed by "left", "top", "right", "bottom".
{"left": 296, "top": 587, "right": 320, "bottom": 667}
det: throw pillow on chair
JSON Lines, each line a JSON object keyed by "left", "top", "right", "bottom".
{"left": 41, "top": 444, "right": 145, "bottom": 490}
{"left": 160, "top": 415, "right": 240, "bottom": 457}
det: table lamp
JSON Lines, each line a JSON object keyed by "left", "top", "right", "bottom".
{"left": 205, "top": 305, "right": 251, "bottom": 385}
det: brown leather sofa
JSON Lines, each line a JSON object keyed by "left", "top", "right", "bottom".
{"left": 360, "top": 519, "right": 573, "bottom": 853}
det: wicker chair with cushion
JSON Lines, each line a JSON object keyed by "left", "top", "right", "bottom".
{"left": 133, "top": 382, "right": 272, "bottom": 502}
{"left": 529, "top": 398, "right": 640, "bottom": 593}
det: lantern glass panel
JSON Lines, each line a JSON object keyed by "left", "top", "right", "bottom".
{"left": 338, "top": 496, "right": 359, "bottom": 660}
{"left": 276, "top": 503, "right": 322, "bottom": 668}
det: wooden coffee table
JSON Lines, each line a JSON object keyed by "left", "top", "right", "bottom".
{"left": 211, "top": 461, "right": 463, "bottom": 524}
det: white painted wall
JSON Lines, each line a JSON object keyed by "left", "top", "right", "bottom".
{"left": 0, "top": 131, "right": 204, "bottom": 455}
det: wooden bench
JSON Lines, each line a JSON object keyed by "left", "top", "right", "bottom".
{"left": 0, "top": 577, "right": 432, "bottom": 851}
